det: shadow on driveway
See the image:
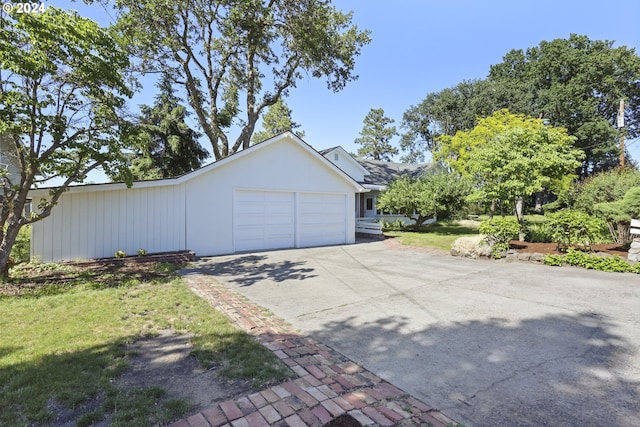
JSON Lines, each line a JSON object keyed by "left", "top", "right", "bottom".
{"left": 310, "top": 311, "right": 639, "bottom": 427}
{"left": 188, "top": 254, "right": 316, "bottom": 287}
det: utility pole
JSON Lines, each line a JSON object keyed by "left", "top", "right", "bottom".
{"left": 618, "top": 99, "right": 625, "bottom": 167}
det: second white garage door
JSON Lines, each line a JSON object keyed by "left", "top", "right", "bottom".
{"left": 298, "top": 192, "right": 347, "bottom": 247}
{"left": 233, "top": 190, "right": 347, "bottom": 252}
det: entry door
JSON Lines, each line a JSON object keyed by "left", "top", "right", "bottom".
{"left": 233, "top": 190, "right": 295, "bottom": 252}
{"left": 364, "top": 196, "right": 376, "bottom": 217}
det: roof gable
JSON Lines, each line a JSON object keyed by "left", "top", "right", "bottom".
{"left": 320, "top": 146, "right": 369, "bottom": 182}
{"left": 30, "top": 132, "right": 366, "bottom": 196}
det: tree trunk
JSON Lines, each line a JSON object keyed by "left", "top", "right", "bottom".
{"left": 0, "top": 220, "right": 23, "bottom": 280}
{"left": 489, "top": 200, "right": 496, "bottom": 219}
{"left": 514, "top": 197, "right": 525, "bottom": 241}
{"left": 617, "top": 221, "right": 631, "bottom": 246}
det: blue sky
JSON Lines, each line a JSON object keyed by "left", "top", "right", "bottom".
{"left": 57, "top": 0, "right": 640, "bottom": 180}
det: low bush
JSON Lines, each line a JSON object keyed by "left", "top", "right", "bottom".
{"left": 544, "top": 248, "right": 640, "bottom": 273}
{"left": 524, "top": 222, "right": 552, "bottom": 243}
{"left": 545, "top": 210, "right": 607, "bottom": 251}
{"left": 478, "top": 217, "right": 520, "bottom": 257}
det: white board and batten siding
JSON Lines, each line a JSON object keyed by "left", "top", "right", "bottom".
{"left": 31, "top": 184, "right": 186, "bottom": 261}
{"left": 29, "top": 133, "right": 365, "bottom": 262}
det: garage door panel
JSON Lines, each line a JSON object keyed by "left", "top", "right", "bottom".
{"left": 234, "top": 190, "right": 294, "bottom": 252}
{"left": 299, "top": 193, "right": 346, "bottom": 247}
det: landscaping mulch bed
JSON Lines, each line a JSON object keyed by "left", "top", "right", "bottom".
{"left": 509, "top": 241, "right": 628, "bottom": 257}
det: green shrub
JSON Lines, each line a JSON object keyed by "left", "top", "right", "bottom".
{"left": 137, "top": 248, "right": 148, "bottom": 256}
{"left": 478, "top": 217, "right": 521, "bottom": 258}
{"left": 478, "top": 217, "right": 520, "bottom": 246}
{"left": 545, "top": 210, "right": 606, "bottom": 251}
{"left": 524, "top": 222, "right": 552, "bottom": 242}
{"left": 380, "top": 219, "right": 406, "bottom": 231}
{"left": 544, "top": 248, "right": 636, "bottom": 273}
{"left": 114, "top": 250, "right": 127, "bottom": 258}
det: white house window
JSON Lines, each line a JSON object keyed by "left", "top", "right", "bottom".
{"left": 366, "top": 198, "right": 373, "bottom": 210}
{"left": 334, "top": 153, "right": 339, "bottom": 161}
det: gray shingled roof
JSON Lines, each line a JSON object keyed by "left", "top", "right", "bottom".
{"left": 355, "top": 158, "right": 436, "bottom": 186}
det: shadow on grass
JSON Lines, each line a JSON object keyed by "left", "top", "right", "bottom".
{"left": 0, "top": 336, "right": 175, "bottom": 426}
{"left": 0, "top": 326, "right": 291, "bottom": 426}
{"left": 310, "top": 311, "right": 639, "bottom": 427}
{"left": 190, "top": 254, "right": 316, "bottom": 287}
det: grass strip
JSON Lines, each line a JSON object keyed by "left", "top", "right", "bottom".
{"left": 0, "top": 261, "right": 292, "bottom": 426}
{"left": 384, "top": 222, "right": 479, "bottom": 250}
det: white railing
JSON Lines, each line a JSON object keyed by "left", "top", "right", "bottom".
{"left": 355, "top": 218, "right": 383, "bottom": 235}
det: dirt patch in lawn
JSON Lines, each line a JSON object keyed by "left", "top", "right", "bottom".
{"left": 115, "top": 330, "right": 255, "bottom": 410}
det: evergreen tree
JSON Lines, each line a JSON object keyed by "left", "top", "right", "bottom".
{"left": 251, "top": 99, "right": 305, "bottom": 144}
{"left": 355, "top": 108, "right": 398, "bottom": 161}
{"left": 130, "top": 75, "right": 209, "bottom": 180}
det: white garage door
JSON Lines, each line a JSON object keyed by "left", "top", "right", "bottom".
{"left": 233, "top": 190, "right": 295, "bottom": 252}
{"left": 233, "top": 190, "right": 347, "bottom": 252}
{"left": 298, "top": 193, "right": 346, "bottom": 247}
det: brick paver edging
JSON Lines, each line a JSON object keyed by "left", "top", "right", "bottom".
{"left": 170, "top": 272, "right": 458, "bottom": 427}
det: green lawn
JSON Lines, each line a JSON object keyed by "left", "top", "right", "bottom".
{"left": 384, "top": 221, "right": 480, "bottom": 250}
{"left": 0, "top": 261, "right": 291, "bottom": 426}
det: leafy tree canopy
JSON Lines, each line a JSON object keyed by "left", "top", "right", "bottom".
{"left": 376, "top": 170, "right": 472, "bottom": 227}
{"left": 124, "top": 74, "right": 209, "bottom": 180}
{"left": 439, "top": 110, "right": 583, "bottom": 222}
{"left": 355, "top": 108, "right": 398, "bottom": 160}
{"left": 489, "top": 34, "right": 640, "bottom": 175}
{"left": 0, "top": 7, "right": 133, "bottom": 277}
{"left": 401, "top": 35, "right": 640, "bottom": 175}
{"left": 251, "top": 98, "right": 305, "bottom": 144}
{"left": 573, "top": 168, "right": 640, "bottom": 214}
{"left": 109, "top": 0, "right": 371, "bottom": 160}
{"left": 595, "top": 187, "right": 640, "bottom": 224}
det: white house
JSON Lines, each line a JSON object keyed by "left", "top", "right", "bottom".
{"left": 319, "top": 147, "right": 437, "bottom": 225}
{"left": 29, "top": 133, "right": 367, "bottom": 262}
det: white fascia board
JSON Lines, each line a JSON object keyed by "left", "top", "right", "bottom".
{"left": 363, "top": 184, "right": 386, "bottom": 191}
{"left": 29, "top": 132, "right": 367, "bottom": 197}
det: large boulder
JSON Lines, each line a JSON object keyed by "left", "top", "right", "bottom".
{"left": 451, "top": 235, "right": 492, "bottom": 259}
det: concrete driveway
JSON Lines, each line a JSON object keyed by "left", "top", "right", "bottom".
{"left": 193, "top": 240, "right": 640, "bottom": 426}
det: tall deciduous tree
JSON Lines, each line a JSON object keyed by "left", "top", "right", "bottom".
{"left": 355, "top": 108, "right": 398, "bottom": 161}
{"left": 401, "top": 35, "right": 640, "bottom": 175}
{"left": 126, "top": 74, "right": 208, "bottom": 180}
{"left": 251, "top": 98, "right": 305, "bottom": 144}
{"left": 111, "top": 0, "right": 371, "bottom": 160}
{"left": 489, "top": 34, "right": 640, "bottom": 175}
{"left": 0, "top": 8, "right": 133, "bottom": 277}
{"left": 439, "top": 110, "right": 584, "bottom": 231}
{"left": 400, "top": 79, "right": 509, "bottom": 163}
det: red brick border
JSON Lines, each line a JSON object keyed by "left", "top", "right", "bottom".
{"left": 170, "top": 272, "right": 459, "bottom": 427}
